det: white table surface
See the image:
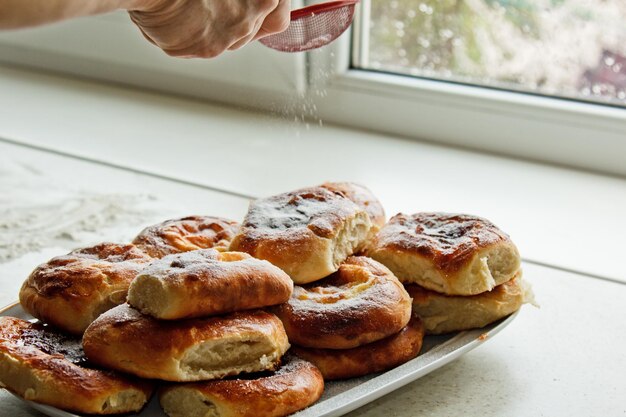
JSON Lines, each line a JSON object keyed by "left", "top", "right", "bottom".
{"left": 1, "top": 65, "right": 625, "bottom": 416}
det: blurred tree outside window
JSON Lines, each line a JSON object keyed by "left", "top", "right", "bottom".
{"left": 362, "top": 0, "right": 626, "bottom": 107}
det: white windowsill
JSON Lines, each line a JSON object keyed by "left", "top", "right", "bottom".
{"left": 0, "top": 64, "right": 625, "bottom": 283}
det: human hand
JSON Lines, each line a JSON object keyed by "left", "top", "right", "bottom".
{"left": 129, "top": 0, "right": 291, "bottom": 58}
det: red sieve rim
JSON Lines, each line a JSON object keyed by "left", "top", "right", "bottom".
{"left": 290, "top": 0, "right": 360, "bottom": 21}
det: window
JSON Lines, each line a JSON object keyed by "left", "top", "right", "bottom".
{"left": 308, "top": 0, "right": 626, "bottom": 176}
{"left": 359, "top": 0, "right": 626, "bottom": 108}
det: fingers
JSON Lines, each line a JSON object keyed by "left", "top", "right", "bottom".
{"left": 253, "top": 0, "right": 291, "bottom": 41}
{"left": 227, "top": 14, "right": 266, "bottom": 51}
{"left": 129, "top": 13, "right": 158, "bottom": 47}
{"left": 129, "top": 0, "right": 292, "bottom": 59}
{"left": 228, "top": 0, "right": 291, "bottom": 50}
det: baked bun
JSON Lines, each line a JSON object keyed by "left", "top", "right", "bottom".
{"left": 366, "top": 213, "right": 521, "bottom": 295}
{"left": 320, "top": 182, "right": 386, "bottom": 232}
{"left": 83, "top": 304, "right": 290, "bottom": 382}
{"left": 133, "top": 215, "right": 240, "bottom": 258}
{"left": 19, "top": 243, "right": 152, "bottom": 335}
{"left": 159, "top": 355, "right": 324, "bottom": 417}
{"left": 292, "top": 316, "right": 424, "bottom": 380}
{"left": 406, "top": 272, "right": 533, "bottom": 334}
{"left": 127, "top": 249, "right": 293, "bottom": 320}
{"left": 229, "top": 186, "right": 373, "bottom": 284}
{"left": 273, "top": 256, "right": 412, "bottom": 349}
{"left": 0, "top": 317, "right": 153, "bottom": 414}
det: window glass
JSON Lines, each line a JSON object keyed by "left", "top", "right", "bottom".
{"left": 359, "top": 0, "right": 626, "bottom": 107}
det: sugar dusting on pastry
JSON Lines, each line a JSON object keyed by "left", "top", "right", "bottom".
{"left": 376, "top": 212, "right": 511, "bottom": 272}
{"left": 242, "top": 187, "right": 358, "bottom": 238}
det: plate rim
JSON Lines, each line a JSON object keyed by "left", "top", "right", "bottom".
{"left": 291, "top": 311, "right": 518, "bottom": 417}
{"left": 0, "top": 301, "right": 20, "bottom": 314}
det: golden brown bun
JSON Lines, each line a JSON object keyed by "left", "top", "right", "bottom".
{"left": 366, "top": 213, "right": 521, "bottom": 295}
{"left": 273, "top": 256, "right": 412, "bottom": 349}
{"left": 229, "top": 186, "right": 373, "bottom": 284}
{"left": 133, "top": 216, "right": 240, "bottom": 258}
{"left": 292, "top": 316, "right": 424, "bottom": 380}
{"left": 320, "top": 182, "right": 386, "bottom": 232}
{"left": 127, "top": 249, "right": 293, "bottom": 320}
{"left": 19, "top": 243, "right": 152, "bottom": 335}
{"left": 159, "top": 355, "right": 324, "bottom": 417}
{"left": 0, "top": 317, "right": 153, "bottom": 414}
{"left": 83, "top": 304, "right": 290, "bottom": 382}
{"left": 406, "top": 272, "right": 533, "bottom": 334}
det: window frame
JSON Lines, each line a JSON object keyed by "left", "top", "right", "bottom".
{"left": 307, "top": 0, "right": 626, "bottom": 177}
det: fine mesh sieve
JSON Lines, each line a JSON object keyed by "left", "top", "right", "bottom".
{"left": 259, "top": 0, "right": 360, "bottom": 52}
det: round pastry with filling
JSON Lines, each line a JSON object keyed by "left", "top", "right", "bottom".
{"left": 0, "top": 317, "right": 153, "bottom": 415}
{"left": 273, "top": 256, "right": 412, "bottom": 349}
{"left": 128, "top": 249, "right": 293, "bottom": 320}
{"left": 291, "top": 316, "right": 424, "bottom": 380}
{"left": 366, "top": 213, "right": 521, "bottom": 295}
{"left": 320, "top": 182, "right": 386, "bottom": 233}
{"left": 405, "top": 272, "right": 534, "bottom": 334}
{"left": 133, "top": 215, "right": 240, "bottom": 258}
{"left": 19, "top": 243, "right": 152, "bottom": 335}
{"left": 229, "top": 186, "right": 373, "bottom": 284}
{"left": 83, "top": 304, "right": 290, "bottom": 382}
{"left": 159, "top": 355, "right": 324, "bottom": 417}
